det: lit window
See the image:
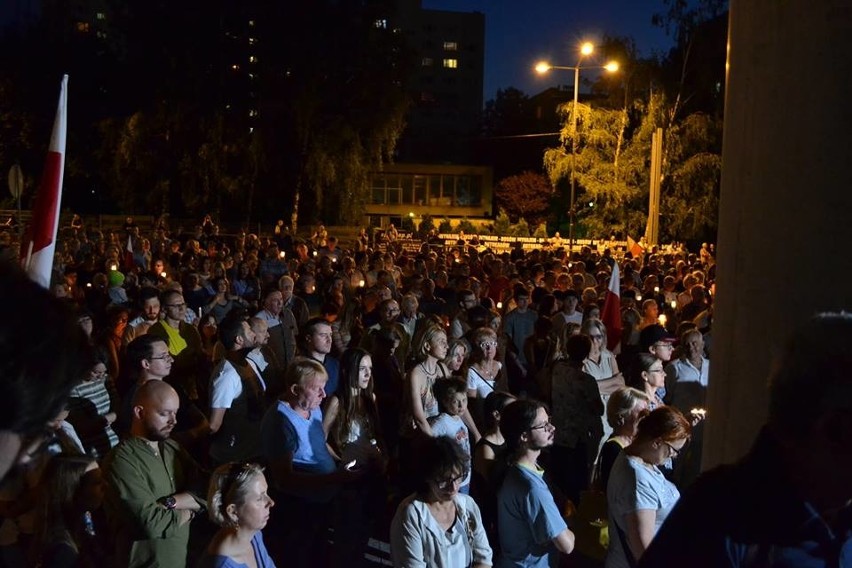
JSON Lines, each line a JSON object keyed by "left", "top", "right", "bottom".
{"left": 249, "top": 109, "right": 258, "bottom": 117}
{"left": 96, "top": 12, "right": 105, "bottom": 20}
{"left": 248, "top": 20, "right": 255, "bottom": 27}
{"left": 421, "top": 57, "right": 433, "bottom": 67}
{"left": 249, "top": 55, "right": 257, "bottom": 63}
{"left": 443, "top": 41, "right": 458, "bottom": 51}
{"left": 374, "top": 19, "right": 387, "bottom": 29}
{"left": 231, "top": 64, "right": 240, "bottom": 71}
{"left": 76, "top": 21, "right": 90, "bottom": 33}
{"left": 248, "top": 37, "right": 257, "bottom": 45}
{"left": 443, "top": 58, "right": 458, "bottom": 69}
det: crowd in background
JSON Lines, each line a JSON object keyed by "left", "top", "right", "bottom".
{"left": 0, "top": 215, "right": 718, "bottom": 568}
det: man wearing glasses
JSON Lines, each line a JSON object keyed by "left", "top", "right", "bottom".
{"left": 148, "top": 289, "right": 204, "bottom": 401}
{"left": 497, "top": 399, "right": 575, "bottom": 567}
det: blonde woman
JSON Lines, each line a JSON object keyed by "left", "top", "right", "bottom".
{"left": 201, "top": 462, "right": 276, "bottom": 568}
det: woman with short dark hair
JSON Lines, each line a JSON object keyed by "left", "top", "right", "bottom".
{"left": 390, "top": 436, "right": 492, "bottom": 568}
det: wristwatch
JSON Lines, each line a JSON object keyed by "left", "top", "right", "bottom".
{"left": 159, "top": 495, "right": 177, "bottom": 510}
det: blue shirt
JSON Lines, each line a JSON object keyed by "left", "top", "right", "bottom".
{"left": 497, "top": 464, "right": 568, "bottom": 567}
{"left": 261, "top": 401, "right": 336, "bottom": 502}
{"left": 197, "top": 532, "right": 276, "bottom": 568}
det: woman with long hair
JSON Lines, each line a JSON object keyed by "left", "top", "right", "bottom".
{"left": 32, "top": 455, "right": 108, "bottom": 568}
{"left": 322, "top": 348, "right": 384, "bottom": 469}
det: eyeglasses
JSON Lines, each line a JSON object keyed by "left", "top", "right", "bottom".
{"left": 530, "top": 420, "right": 553, "bottom": 431}
{"left": 588, "top": 334, "right": 604, "bottom": 341}
{"left": 149, "top": 354, "right": 173, "bottom": 361}
{"left": 648, "top": 367, "right": 665, "bottom": 374}
{"left": 653, "top": 343, "right": 673, "bottom": 350}
{"left": 165, "top": 303, "right": 186, "bottom": 309}
{"left": 435, "top": 471, "right": 466, "bottom": 489}
{"left": 663, "top": 441, "right": 682, "bottom": 458}
{"left": 479, "top": 341, "right": 497, "bottom": 348}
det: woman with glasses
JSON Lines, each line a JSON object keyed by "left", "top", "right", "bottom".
{"left": 66, "top": 348, "right": 120, "bottom": 459}
{"left": 605, "top": 406, "right": 691, "bottom": 568}
{"left": 200, "top": 462, "right": 276, "bottom": 568}
{"left": 580, "top": 318, "right": 625, "bottom": 444}
{"left": 390, "top": 435, "right": 492, "bottom": 568}
{"left": 467, "top": 327, "right": 506, "bottom": 399}
{"left": 627, "top": 353, "right": 667, "bottom": 410}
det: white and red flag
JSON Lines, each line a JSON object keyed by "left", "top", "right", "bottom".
{"left": 20, "top": 75, "right": 68, "bottom": 289}
{"left": 601, "top": 261, "right": 622, "bottom": 351}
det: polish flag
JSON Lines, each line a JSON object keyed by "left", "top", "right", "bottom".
{"left": 601, "top": 261, "right": 622, "bottom": 351}
{"left": 20, "top": 75, "right": 68, "bottom": 289}
{"left": 627, "top": 235, "right": 644, "bottom": 258}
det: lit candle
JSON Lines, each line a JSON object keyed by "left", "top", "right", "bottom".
{"left": 670, "top": 300, "right": 677, "bottom": 309}
{"left": 636, "top": 294, "right": 642, "bottom": 301}
{"left": 658, "top": 314, "right": 667, "bottom": 326}
{"left": 497, "top": 302, "right": 503, "bottom": 309}
{"left": 110, "top": 264, "right": 117, "bottom": 271}
{"left": 312, "top": 250, "right": 317, "bottom": 257}
{"left": 359, "top": 280, "right": 365, "bottom": 288}
{"left": 654, "top": 286, "right": 660, "bottom": 293}
{"left": 160, "top": 271, "right": 167, "bottom": 278}
{"left": 279, "top": 251, "right": 286, "bottom": 259}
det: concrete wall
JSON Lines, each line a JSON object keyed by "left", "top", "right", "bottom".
{"left": 706, "top": 0, "right": 852, "bottom": 468}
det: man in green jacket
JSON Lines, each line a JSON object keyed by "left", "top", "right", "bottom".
{"left": 103, "top": 380, "right": 205, "bottom": 567}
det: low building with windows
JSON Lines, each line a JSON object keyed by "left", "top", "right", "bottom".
{"left": 366, "top": 163, "right": 493, "bottom": 228}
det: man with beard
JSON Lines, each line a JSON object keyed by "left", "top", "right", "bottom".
{"left": 208, "top": 314, "right": 267, "bottom": 466}
{"left": 497, "top": 399, "right": 575, "bottom": 567}
{"left": 122, "top": 286, "right": 162, "bottom": 347}
{"left": 103, "top": 380, "right": 205, "bottom": 568}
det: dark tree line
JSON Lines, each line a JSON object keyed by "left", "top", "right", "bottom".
{"left": 0, "top": 0, "right": 413, "bottom": 228}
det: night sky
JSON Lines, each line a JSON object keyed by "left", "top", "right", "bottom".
{"left": 422, "top": 0, "right": 675, "bottom": 101}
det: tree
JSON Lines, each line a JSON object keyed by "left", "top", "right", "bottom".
{"left": 659, "top": 112, "right": 722, "bottom": 241}
{"left": 494, "top": 171, "right": 554, "bottom": 227}
{"left": 493, "top": 209, "right": 511, "bottom": 236}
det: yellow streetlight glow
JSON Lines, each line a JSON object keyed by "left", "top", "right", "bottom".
{"left": 580, "top": 42, "right": 594, "bottom": 56}
{"left": 534, "top": 61, "right": 551, "bottom": 74}
{"left": 604, "top": 61, "right": 619, "bottom": 73}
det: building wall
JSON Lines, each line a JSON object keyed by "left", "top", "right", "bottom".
{"left": 365, "top": 163, "right": 493, "bottom": 225}
{"left": 394, "top": 1, "right": 485, "bottom": 163}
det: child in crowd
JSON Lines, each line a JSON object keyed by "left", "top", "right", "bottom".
{"left": 429, "top": 377, "right": 472, "bottom": 494}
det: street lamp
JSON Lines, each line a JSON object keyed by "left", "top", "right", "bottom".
{"left": 536, "top": 42, "right": 618, "bottom": 255}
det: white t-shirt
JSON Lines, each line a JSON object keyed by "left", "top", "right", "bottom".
{"left": 467, "top": 366, "right": 500, "bottom": 398}
{"left": 209, "top": 358, "right": 266, "bottom": 409}
{"left": 430, "top": 413, "right": 471, "bottom": 487}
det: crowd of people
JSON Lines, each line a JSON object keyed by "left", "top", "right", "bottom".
{"left": 0, "top": 216, "right": 848, "bottom": 568}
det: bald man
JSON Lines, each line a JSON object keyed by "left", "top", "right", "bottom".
{"left": 103, "top": 381, "right": 205, "bottom": 568}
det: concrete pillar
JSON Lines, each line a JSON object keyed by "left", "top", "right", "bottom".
{"left": 707, "top": 1, "right": 852, "bottom": 468}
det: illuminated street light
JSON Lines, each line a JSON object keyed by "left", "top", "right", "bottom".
{"left": 535, "top": 42, "right": 619, "bottom": 254}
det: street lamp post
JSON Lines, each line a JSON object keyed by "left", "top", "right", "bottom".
{"left": 536, "top": 43, "right": 618, "bottom": 255}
